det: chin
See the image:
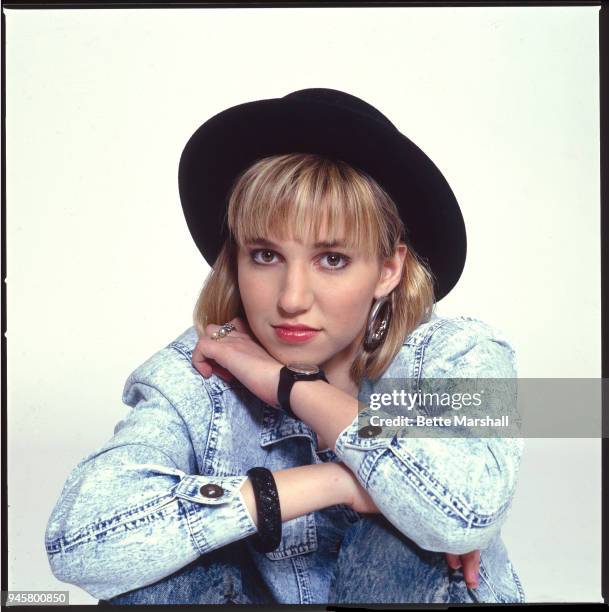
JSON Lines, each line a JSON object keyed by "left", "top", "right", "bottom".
{"left": 276, "top": 345, "right": 323, "bottom": 364}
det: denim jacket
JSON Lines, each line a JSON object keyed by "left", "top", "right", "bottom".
{"left": 45, "top": 313, "right": 525, "bottom": 603}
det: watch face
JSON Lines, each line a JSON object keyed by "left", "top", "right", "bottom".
{"left": 287, "top": 362, "right": 320, "bottom": 375}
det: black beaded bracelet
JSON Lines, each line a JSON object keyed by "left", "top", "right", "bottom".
{"left": 246, "top": 467, "right": 282, "bottom": 553}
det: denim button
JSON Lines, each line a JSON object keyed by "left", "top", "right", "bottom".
{"left": 200, "top": 484, "right": 224, "bottom": 498}
{"left": 358, "top": 424, "right": 382, "bottom": 438}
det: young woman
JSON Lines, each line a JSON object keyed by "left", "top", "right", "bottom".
{"left": 45, "top": 88, "right": 525, "bottom": 605}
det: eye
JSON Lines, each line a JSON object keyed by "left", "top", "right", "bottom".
{"left": 319, "top": 252, "right": 351, "bottom": 270}
{"left": 248, "top": 249, "right": 351, "bottom": 271}
{"left": 250, "top": 249, "right": 279, "bottom": 265}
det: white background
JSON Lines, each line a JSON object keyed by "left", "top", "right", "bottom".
{"left": 5, "top": 5, "right": 601, "bottom": 605}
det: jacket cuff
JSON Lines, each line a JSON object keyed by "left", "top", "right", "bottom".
{"left": 333, "top": 405, "right": 391, "bottom": 477}
{"left": 173, "top": 473, "right": 258, "bottom": 553}
{"left": 118, "top": 463, "right": 259, "bottom": 553}
{"left": 131, "top": 463, "right": 258, "bottom": 554}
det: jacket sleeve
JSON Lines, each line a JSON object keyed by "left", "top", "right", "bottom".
{"left": 333, "top": 319, "right": 524, "bottom": 554}
{"left": 45, "top": 369, "right": 258, "bottom": 600}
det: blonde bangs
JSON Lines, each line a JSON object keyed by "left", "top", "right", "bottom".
{"left": 226, "top": 154, "right": 395, "bottom": 259}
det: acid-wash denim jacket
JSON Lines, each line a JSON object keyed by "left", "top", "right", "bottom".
{"left": 45, "top": 313, "right": 525, "bottom": 604}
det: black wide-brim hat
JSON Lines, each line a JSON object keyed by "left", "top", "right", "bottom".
{"left": 178, "top": 88, "right": 466, "bottom": 302}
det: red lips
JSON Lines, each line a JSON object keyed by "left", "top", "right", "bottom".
{"left": 273, "top": 323, "right": 320, "bottom": 331}
{"left": 273, "top": 324, "right": 320, "bottom": 344}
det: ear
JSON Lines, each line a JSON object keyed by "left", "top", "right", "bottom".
{"left": 374, "top": 243, "right": 407, "bottom": 299}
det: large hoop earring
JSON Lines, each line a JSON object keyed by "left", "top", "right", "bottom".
{"left": 364, "top": 294, "right": 392, "bottom": 352}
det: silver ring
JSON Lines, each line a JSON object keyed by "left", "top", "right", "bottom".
{"left": 211, "top": 322, "right": 236, "bottom": 341}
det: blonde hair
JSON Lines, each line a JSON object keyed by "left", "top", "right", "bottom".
{"left": 193, "top": 153, "right": 436, "bottom": 384}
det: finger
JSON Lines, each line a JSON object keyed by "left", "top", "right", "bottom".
{"left": 192, "top": 338, "right": 214, "bottom": 378}
{"left": 192, "top": 354, "right": 232, "bottom": 381}
{"left": 192, "top": 342, "right": 206, "bottom": 366}
{"left": 192, "top": 354, "right": 212, "bottom": 378}
{"left": 461, "top": 550, "right": 480, "bottom": 589}
{"left": 445, "top": 553, "right": 461, "bottom": 570}
{"left": 211, "top": 362, "right": 234, "bottom": 382}
{"left": 193, "top": 360, "right": 210, "bottom": 377}
{"left": 205, "top": 319, "right": 249, "bottom": 338}
{"left": 191, "top": 336, "right": 235, "bottom": 381}
{"left": 204, "top": 323, "right": 222, "bottom": 338}
{"left": 228, "top": 317, "right": 252, "bottom": 335}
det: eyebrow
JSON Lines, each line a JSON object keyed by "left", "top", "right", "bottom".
{"left": 246, "top": 238, "right": 349, "bottom": 249}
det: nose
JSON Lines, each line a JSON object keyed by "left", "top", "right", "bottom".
{"left": 277, "top": 262, "right": 314, "bottom": 314}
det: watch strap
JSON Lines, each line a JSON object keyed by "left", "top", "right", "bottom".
{"left": 277, "top": 366, "right": 328, "bottom": 420}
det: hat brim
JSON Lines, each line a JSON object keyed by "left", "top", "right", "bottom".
{"left": 178, "top": 96, "right": 466, "bottom": 302}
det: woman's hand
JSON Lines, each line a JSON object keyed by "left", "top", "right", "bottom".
{"left": 191, "top": 317, "right": 283, "bottom": 408}
{"left": 445, "top": 551, "right": 480, "bottom": 590}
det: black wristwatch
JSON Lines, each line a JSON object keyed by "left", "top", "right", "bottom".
{"left": 277, "top": 363, "right": 328, "bottom": 420}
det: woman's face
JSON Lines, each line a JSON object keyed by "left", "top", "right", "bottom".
{"left": 236, "top": 227, "right": 406, "bottom": 373}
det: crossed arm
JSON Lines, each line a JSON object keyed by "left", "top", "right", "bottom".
{"left": 192, "top": 337, "right": 481, "bottom": 589}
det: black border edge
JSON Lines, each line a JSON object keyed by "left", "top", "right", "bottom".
{"left": 0, "top": 0, "right": 604, "bottom": 9}
{"left": 0, "top": 1, "right": 606, "bottom": 609}
{"left": 1, "top": 0, "right": 8, "bottom": 603}
{"left": 601, "top": 0, "right": 608, "bottom": 606}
